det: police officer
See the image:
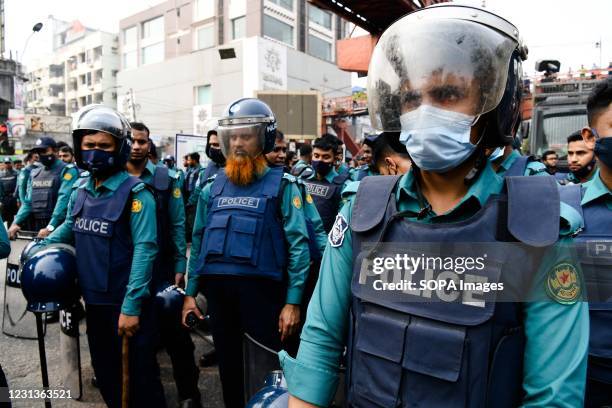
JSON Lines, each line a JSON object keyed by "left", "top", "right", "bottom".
{"left": 351, "top": 137, "right": 377, "bottom": 181}
{"left": 575, "top": 77, "right": 612, "bottom": 407}
{"left": 291, "top": 144, "right": 312, "bottom": 177}
{"left": 42, "top": 105, "right": 165, "bottom": 407}
{"left": 488, "top": 123, "right": 549, "bottom": 177}
{"left": 8, "top": 137, "right": 79, "bottom": 238}
{"left": 59, "top": 145, "right": 75, "bottom": 164}
{"left": 367, "top": 131, "right": 412, "bottom": 176}
{"left": 0, "top": 157, "right": 19, "bottom": 226}
{"left": 566, "top": 130, "right": 598, "bottom": 184}
{"left": 281, "top": 5, "right": 588, "bottom": 407}
{"left": 183, "top": 152, "right": 202, "bottom": 242}
{"left": 14, "top": 151, "right": 39, "bottom": 210}
{"left": 298, "top": 134, "right": 351, "bottom": 233}
{"left": 187, "top": 130, "right": 226, "bottom": 208}
{"left": 126, "top": 121, "right": 201, "bottom": 407}
{"left": 264, "top": 130, "right": 288, "bottom": 171}
{"left": 333, "top": 138, "right": 351, "bottom": 177}
{"left": 181, "top": 98, "right": 311, "bottom": 408}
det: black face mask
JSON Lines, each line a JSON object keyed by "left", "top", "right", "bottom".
{"left": 208, "top": 148, "right": 225, "bottom": 166}
{"left": 39, "top": 154, "right": 55, "bottom": 168}
{"left": 593, "top": 129, "right": 612, "bottom": 169}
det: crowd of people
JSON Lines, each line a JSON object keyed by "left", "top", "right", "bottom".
{"left": 0, "top": 4, "right": 611, "bottom": 408}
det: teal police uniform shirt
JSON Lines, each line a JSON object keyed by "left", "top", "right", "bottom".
{"left": 496, "top": 149, "right": 549, "bottom": 177}
{"left": 292, "top": 174, "right": 327, "bottom": 255}
{"left": 13, "top": 159, "right": 80, "bottom": 229}
{"left": 0, "top": 214, "right": 9, "bottom": 258}
{"left": 280, "top": 163, "right": 589, "bottom": 407}
{"left": 581, "top": 169, "right": 612, "bottom": 208}
{"left": 16, "top": 163, "right": 38, "bottom": 203}
{"left": 43, "top": 170, "right": 158, "bottom": 316}
{"left": 185, "top": 167, "right": 311, "bottom": 305}
{"left": 138, "top": 160, "right": 187, "bottom": 274}
{"left": 188, "top": 166, "right": 209, "bottom": 207}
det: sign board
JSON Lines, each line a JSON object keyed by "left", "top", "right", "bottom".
{"left": 175, "top": 133, "right": 209, "bottom": 167}
{"left": 192, "top": 105, "right": 215, "bottom": 136}
{"left": 6, "top": 109, "right": 25, "bottom": 138}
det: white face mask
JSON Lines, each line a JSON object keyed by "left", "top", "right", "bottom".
{"left": 399, "top": 105, "right": 478, "bottom": 173}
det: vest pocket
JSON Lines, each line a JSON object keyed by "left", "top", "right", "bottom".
{"left": 228, "top": 216, "right": 258, "bottom": 262}
{"left": 401, "top": 317, "right": 468, "bottom": 407}
{"left": 203, "top": 213, "right": 230, "bottom": 256}
{"left": 31, "top": 189, "right": 50, "bottom": 211}
{"left": 486, "top": 328, "right": 524, "bottom": 408}
{"left": 351, "top": 312, "right": 407, "bottom": 407}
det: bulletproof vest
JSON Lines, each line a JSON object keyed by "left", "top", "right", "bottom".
{"left": 0, "top": 170, "right": 17, "bottom": 200}
{"left": 71, "top": 176, "right": 141, "bottom": 305}
{"left": 347, "top": 175, "right": 561, "bottom": 408}
{"left": 185, "top": 167, "right": 201, "bottom": 193}
{"left": 143, "top": 165, "right": 173, "bottom": 287}
{"left": 354, "top": 166, "right": 370, "bottom": 181}
{"left": 295, "top": 178, "right": 323, "bottom": 261}
{"left": 561, "top": 183, "right": 612, "bottom": 383}
{"left": 302, "top": 172, "right": 349, "bottom": 233}
{"left": 202, "top": 161, "right": 222, "bottom": 181}
{"left": 30, "top": 161, "right": 66, "bottom": 219}
{"left": 194, "top": 166, "right": 287, "bottom": 280}
{"left": 503, "top": 155, "right": 543, "bottom": 177}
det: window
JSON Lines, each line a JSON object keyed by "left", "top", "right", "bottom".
{"left": 124, "top": 26, "right": 137, "bottom": 47}
{"left": 196, "top": 24, "right": 215, "bottom": 49}
{"left": 195, "top": 0, "right": 215, "bottom": 21}
{"left": 142, "top": 16, "right": 164, "bottom": 40}
{"left": 308, "top": 34, "right": 332, "bottom": 61}
{"left": 267, "top": 0, "right": 293, "bottom": 12}
{"left": 196, "top": 85, "right": 211, "bottom": 105}
{"left": 142, "top": 42, "right": 164, "bottom": 65}
{"left": 232, "top": 16, "right": 246, "bottom": 40}
{"left": 263, "top": 15, "right": 293, "bottom": 46}
{"left": 308, "top": 4, "right": 332, "bottom": 30}
{"left": 123, "top": 50, "right": 137, "bottom": 69}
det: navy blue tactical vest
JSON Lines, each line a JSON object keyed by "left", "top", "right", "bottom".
{"left": 194, "top": 167, "right": 287, "bottom": 280}
{"left": 71, "top": 176, "right": 141, "bottom": 305}
{"left": 347, "top": 175, "right": 561, "bottom": 408}
{"left": 144, "top": 165, "right": 173, "bottom": 287}
{"left": 185, "top": 166, "right": 201, "bottom": 193}
{"left": 561, "top": 183, "right": 612, "bottom": 383}
{"left": 202, "top": 161, "right": 222, "bottom": 181}
{"left": 302, "top": 172, "right": 349, "bottom": 233}
{"left": 30, "top": 161, "right": 66, "bottom": 220}
{"left": 503, "top": 155, "right": 535, "bottom": 177}
{"left": 354, "top": 165, "right": 370, "bottom": 181}
{"left": 0, "top": 170, "right": 17, "bottom": 201}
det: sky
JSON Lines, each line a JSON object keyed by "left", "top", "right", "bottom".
{"left": 3, "top": 0, "right": 612, "bottom": 78}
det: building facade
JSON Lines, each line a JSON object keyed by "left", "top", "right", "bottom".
{"left": 25, "top": 21, "right": 120, "bottom": 117}
{"left": 117, "top": 0, "right": 352, "bottom": 140}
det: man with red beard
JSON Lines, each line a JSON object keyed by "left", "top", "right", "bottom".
{"left": 182, "top": 98, "right": 311, "bottom": 408}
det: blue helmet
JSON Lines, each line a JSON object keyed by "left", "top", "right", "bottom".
{"left": 21, "top": 244, "right": 79, "bottom": 313}
{"left": 246, "top": 371, "right": 289, "bottom": 408}
{"left": 218, "top": 98, "right": 277, "bottom": 155}
{"left": 20, "top": 239, "right": 43, "bottom": 266}
{"left": 72, "top": 104, "right": 133, "bottom": 175}
{"left": 155, "top": 284, "right": 185, "bottom": 323}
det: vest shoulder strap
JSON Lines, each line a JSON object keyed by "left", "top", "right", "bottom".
{"left": 506, "top": 176, "right": 559, "bottom": 247}
{"left": 504, "top": 155, "right": 530, "bottom": 177}
{"left": 333, "top": 171, "right": 350, "bottom": 186}
{"left": 351, "top": 175, "right": 401, "bottom": 232}
{"left": 210, "top": 169, "right": 228, "bottom": 198}
{"left": 153, "top": 165, "right": 170, "bottom": 191}
{"left": 262, "top": 166, "right": 284, "bottom": 198}
{"left": 30, "top": 166, "right": 43, "bottom": 178}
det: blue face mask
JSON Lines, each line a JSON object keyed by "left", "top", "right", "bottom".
{"left": 399, "top": 105, "right": 478, "bottom": 173}
{"left": 311, "top": 160, "right": 333, "bottom": 177}
{"left": 488, "top": 146, "right": 505, "bottom": 162}
{"left": 81, "top": 149, "right": 116, "bottom": 177}
{"left": 592, "top": 128, "right": 612, "bottom": 169}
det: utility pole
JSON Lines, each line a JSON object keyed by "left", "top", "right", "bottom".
{"left": 129, "top": 88, "right": 137, "bottom": 121}
{"left": 0, "top": 0, "right": 5, "bottom": 58}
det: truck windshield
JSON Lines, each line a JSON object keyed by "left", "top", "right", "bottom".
{"left": 539, "top": 113, "right": 588, "bottom": 157}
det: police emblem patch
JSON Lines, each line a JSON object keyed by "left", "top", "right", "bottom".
{"left": 546, "top": 262, "right": 581, "bottom": 304}
{"left": 131, "top": 199, "right": 143, "bottom": 213}
{"left": 63, "top": 172, "right": 73, "bottom": 181}
{"left": 173, "top": 188, "right": 181, "bottom": 198}
{"left": 329, "top": 214, "right": 349, "bottom": 248}
{"left": 306, "top": 194, "right": 313, "bottom": 204}
{"left": 292, "top": 196, "right": 302, "bottom": 209}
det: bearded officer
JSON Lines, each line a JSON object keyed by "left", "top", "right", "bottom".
{"left": 281, "top": 5, "right": 588, "bottom": 408}
{"left": 574, "top": 77, "right": 612, "bottom": 407}
{"left": 41, "top": 105, "right": 165, "bottom": 407}
{"left": 181, "top": 98, "right": 310, "bottom": 408}
{"left": 127, "top": 121, "right": 201, "bottom": 406}
{"left": 8, "top": 136, "right": 79, "bottom": 238}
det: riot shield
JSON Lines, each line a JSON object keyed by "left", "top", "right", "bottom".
{"left": 59, "top": 302, "right": 83, "bottom": 400}
{"left": 2, "top": 233, "right": 44, "bottom": 339}
{"left": 243, "top": 333, "right": 282, "bottom": 402}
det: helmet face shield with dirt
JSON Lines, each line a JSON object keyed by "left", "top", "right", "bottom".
{"left": 367, "top": 5, "right": 521, "bottom": 133}
{"left": 217, "top": 121, "right": 271, "bottom": 158}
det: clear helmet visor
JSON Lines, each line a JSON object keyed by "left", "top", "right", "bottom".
{"left": 217, "top": 123, "right": 267, "bottom": 158}
{"left": 368, "top": 17, "right": 518, "bottom": 132}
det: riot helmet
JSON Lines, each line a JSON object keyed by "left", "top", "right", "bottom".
{"left": 21, "top": 244, "right": 79, "bottom": 313}
{"left": 217, "top": 98, "right": 277, "bottom": 156}
{"left": 72, "top": 104, "right": 133, "bottom": 177}
{"left": 155, "top": 284, "right": 185, "bottom": 325}
{"left": 367, "top": 4, "right": 527, "bottom": 154}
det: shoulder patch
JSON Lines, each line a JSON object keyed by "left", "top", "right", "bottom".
{"left": 292, "top": 195, "right": 302, "bottom": 209}
{"left": 328, "top": 213, "right": 349, "bottom": 248}
{"left": 545, "top": 262, "right": 581, "bottom": 304}
{"left": 131, "top": 198, "right": 143, "bottom": 213}
{"left": 63, "top": 172, "right": 73, "bottom": 181}
{"left": 305, "top": 193, "right": 314, "bottom": 204}
{"left": 173, "top": 187, "right": 182, "bottom": 198}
